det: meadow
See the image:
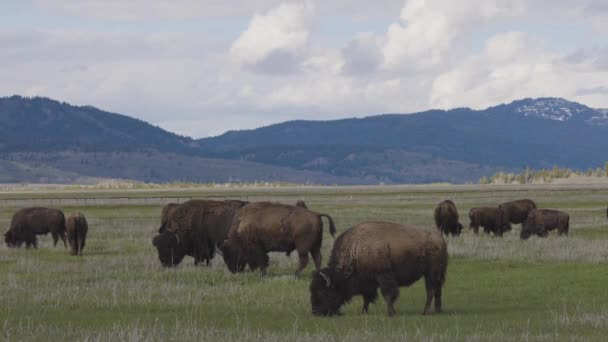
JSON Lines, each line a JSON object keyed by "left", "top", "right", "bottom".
{"left": 0, "top": 184, "right": 607, "bottom": 341}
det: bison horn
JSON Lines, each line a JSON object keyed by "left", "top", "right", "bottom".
{"left": 174, "top": 233, "right": 180, "bottom": 245}
{"left": 319, "top": 272, "right": 331, "bottom": 287}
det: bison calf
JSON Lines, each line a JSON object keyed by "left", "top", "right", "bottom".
{"left": 66, "top": 212, "right": 88, "bottom": 256}
{"left": 153, "top": 200, "right": 246, "bottom": 267}
{"left": 468, "top": 207, "right": 511, "bottom": 236}
{"left": 4, "top": 207, "right": 66, "bottom": 248}
{"left": 434, "top": 200, "right": 463, "bottom": 236}
{"left": 521, "top": 209, "right": 569, "bottom": 240}
{"left": 219, "top": 202, "right": 336, "bottom": 277}
{"left": 310, "top": 221, "right": 447, "bottom": 317}
{"left": 499, "top": 199, "right": 537, "bottom": 227}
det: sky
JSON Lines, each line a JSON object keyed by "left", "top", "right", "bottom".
{"left": 1, "top": 0, "right": 608, "bottom": 138}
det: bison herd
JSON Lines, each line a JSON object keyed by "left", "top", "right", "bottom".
{"left": 3, "top": 197, "right": 590, "bottom": 317}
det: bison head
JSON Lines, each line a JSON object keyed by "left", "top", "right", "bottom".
{"left": 310, "top": 268, "right": 346, "bottom": 316}
{"left": 4, "top": 231, "right": 20, "bottom": 248}
{"left": 152, "top": 232, "right": 189, "bottom": 267}
{"left": 218, "top": 238, "right": 247, "bottom": 273}
{"left": 454, "top": 223, "right": 463, "bottom": 236}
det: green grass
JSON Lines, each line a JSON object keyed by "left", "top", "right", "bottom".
{"left": 1, "top": 185, "right": 607, "bottom": 341}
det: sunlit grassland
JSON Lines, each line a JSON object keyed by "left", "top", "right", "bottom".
{"left": 0, "top": 184, "right": 607, "bottom": 341}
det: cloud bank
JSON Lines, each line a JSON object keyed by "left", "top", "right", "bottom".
{"left": 1, "top": 0, "right": 607, "bottom": 138}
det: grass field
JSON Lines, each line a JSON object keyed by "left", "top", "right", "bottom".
{"left": 1, "top": 184, "right": 607, "bottom": 341}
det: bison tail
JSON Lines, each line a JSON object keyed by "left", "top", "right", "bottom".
{"left": 319, "top": 214, "right": 336, "bottom": 238}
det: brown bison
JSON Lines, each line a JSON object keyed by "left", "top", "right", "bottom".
{"left": 152, "top": 199, "right": 247, "bottom": 267}
{"left": 468, "top": 207, "right": 511, "bottom": 236}
{"left": 521, "top": 209, "right": 569, "bottom": 240}
{"left": 4, "top": 207, "right": 66, "bottom": 248}
{"left": 499, "top": 199, "right": 537, "bottom": 226}
{"left": 434, "top": 200, "right": 463, "bottom": 236}
{"left": 295, "top": 200, "right": 308, "bottom": 208}
{"left": 158, "top": 203, "right": 179, "bottom": 233}
{"left": 66, "top": 212, "right": 88, "bottom": 256}
{"left": 219, "top": 202, "right": 336, "bottom": 276}
{"left": 310, "top": 221, "right": 447, "bottom": 317}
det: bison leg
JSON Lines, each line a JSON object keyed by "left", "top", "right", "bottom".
{"left": 294, "top": 252, "right": 310, "bottom": 278}
{"left": 361, "top": 290, "right": 378, "bottom": 314}
{"left": 423, "top": 272, "right": 444, "bottom": 315}
{"left": 51, "top": 232, "right": 59, "bottom": 246}
{"left": 471, "top": 224, "right": 479, "bottom": 234}
{"left": 78, "top": 237, "right": 85, "bottom": 256}
{"left": 26, "top": 235, "right": 38, "bottom": 249}
{"left": 377, "top": 274, "right": 399, "bottom": 317}
{"left": 310, "top": 245, "right": 322, "bottom": 271}
{"left": 250, "top": 247, "right": 269, "bottom": 275}
{"left": 434, "top": 286, "right": 443, "bottom": 313}
{"left": 60, "top": 232, "right": 67, "bottom": 248}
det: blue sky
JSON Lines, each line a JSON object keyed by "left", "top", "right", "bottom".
{"left": 1, "top": 0, "right": 607, "bottom": 138}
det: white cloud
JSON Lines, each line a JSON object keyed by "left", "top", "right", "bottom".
{"left": 429, "top": 30, "right": 608, "bottom": 110}
{"left": 3, "top": 0, "right": 608, "bottom": 138}
{"left": 380, "top": 0, "right": 525, "bottom": 72}
{"left": 229, "top": 2, "right": 314, "bottom": 73}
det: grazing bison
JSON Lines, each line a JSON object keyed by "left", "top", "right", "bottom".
{"left": 295, "top": 200, "right": 308, "bottom": 208}
{"left": 499, "top": 199, "right": 537, "bottom": 226}
{"left": 310, "top": 222, "right": 447, "bottom": 317}
{"left": 521, "top": 209, "right": 569, "bottom": 240}
{"left": 434, "top": 200, "right": 463, "bottom": 236}
{"left": 4, "top": 207, "right": 66, "bottom": 248}
{"left": 219, "top": 202, "right": 336, "bottom": 276}
{"left": 66, "top": 212, "right": 88, "bottom": 256}
{"left": 468, "top": 207, "right": 511, "bottom": 236}
{"left": 158, "top": 203, "right": 179, "bottom": 233}
{"left": 152, "top": 200, "right": 247, "bottom": 267}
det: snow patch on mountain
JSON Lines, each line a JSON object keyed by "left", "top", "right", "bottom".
{"left": 514, "top": 98, "right": 589, "bottom": 121}
{"left": 587, "top": 108, "right": 608, "bottom": 126}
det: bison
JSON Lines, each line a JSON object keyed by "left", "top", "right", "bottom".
{"left": 158, "top": 203, "right": 179, "bottom": 233}
{"left": 4, "top": 207, "right": 66, "bottom": 248}
{"left": 152, "top": 199, "right": 247, "bottom": 267}
{"left": 434, "top": 200, "right": 463, "bottom": 236}
{"left": 66, "top": 212, "right": 88, "bottom": 256}
{"left": 521, "top": 209, "right": 569, "bottom": 240}
{"left": 468, "top": 207, "right": 511, "bottom": 236}
{"left": 219, "top": 202, "right": 336, "bottom": 277}
{"left": 309, "top": 221, "right": 447, "bottom": 317}
{"left": 295, "top": 200, "right": 308, "bottom": 208}
{"left": 499, "top": 199, "right": 537, "bottom": 226}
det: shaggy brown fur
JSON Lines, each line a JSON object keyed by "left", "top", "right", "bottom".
{"left": 4, "top": 207, "right": 66, "bottom": 248}
{"left": 295, "top": 200, "right": 308, "bottom": 208}
{"left": 499, "top": 199, "right": 537, "bottom": 225}
{"left": 152, "top": 199, "right": 247, "bottom": 267}
{"left": 219, "top": 202, "right": 336, "bottom": 276}
{"left": 434, "top": 200, "right": 463, "bottom": 236}
{"left": 66, "top": 212, "right": 88, "bottom": 256}
{"left": 521, "top": 209, "right": 569, "bottom": 239}
{"left": 468, "top": 207, "right": 511, "bottom": 236}
{"left": 158, "top": 203, "right": 179, "bottom": 233}
{"left": 310, "top": 221, "right": 447, "bottom": 317}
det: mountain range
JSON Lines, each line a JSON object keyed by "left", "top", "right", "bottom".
{"left": 1, "top": 95, "right": 606, "bottom": 184}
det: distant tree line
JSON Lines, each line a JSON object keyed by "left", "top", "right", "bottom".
{"left": 480, "top": 162, "right": 608, "bottom": 184}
